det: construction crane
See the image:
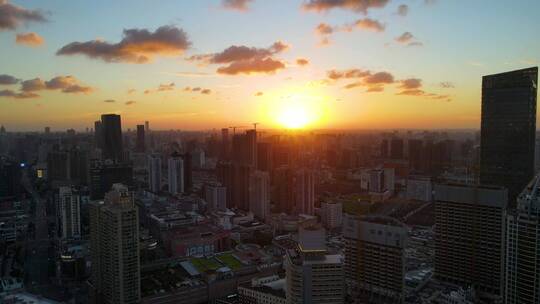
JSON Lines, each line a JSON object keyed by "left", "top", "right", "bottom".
{"left": 252, "top": 122, "right": 260, "bottom": 131}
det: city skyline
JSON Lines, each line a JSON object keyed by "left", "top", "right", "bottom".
{"left": 1, "top": 0, "right": 540, "bottom": 131}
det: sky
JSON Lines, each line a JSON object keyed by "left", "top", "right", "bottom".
{"left": 0, "top": 0, "right": 539, "bottom": 131}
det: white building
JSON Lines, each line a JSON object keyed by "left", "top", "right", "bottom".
{"left": 168, "top": 155, "right": 184, "bottom": 195}
{"left": 58, "top": 186, "right": 81, "bottom": 239}
{"left": 147, "top": 154, "right": 162, "bottom": 193}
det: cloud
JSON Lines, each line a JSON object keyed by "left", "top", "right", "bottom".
{"left": 222, "top": 0, "right": 253, "bottom": 11}
{"left": 399, "top": 78, "right": 422, "bottom": 90}
{"left": 127, "top": 88, "right": 136, "bottom": 94}
{"left": 20, "top": 75, "right": 93, "bottom": 94}
{"left": 125, "top": 100, "right": 136, "bottom": 105}
{"left": 0, "top": 1, "right": 47, "bottom": 30}
{"left": 15, "top": 32, "right": 44, "bottom": 46}
{"left": 327, "top": 69, "right": 371, "bottom": 80}
{"left": 201, "top": 88, "right": 212, "bottom": 94}
{"left": 184, "top": 86, "right": 212, "bottom": 94}
{"left": 302, "top": 0, "right": 390, "bottom": 14}
{"left": 0, "top": 89, "right": 38, "bottom": 99}
{"left": 364, "top": 72, "right": 394, "bottom": 84}
{"left": 396, "top": 78, "right": 451, "bottom": 100}
{"left": 0, "top": 74, "right": 19, "bottom": 85}
{"left": 397, "top": 4, "right": 408, "bottom": 16}
{"left": 254, "top": 91, "right": 263, "bottom": 96}
{"left": 348, "top": 18, "right": 385, "bottom": 32}
{"left": 395, "top": 32, "right": 422, "bottom": 46}
{"left": 316, "top": 23, "right": 334, "bottom": 35}
{"left": 57, "top": 25, "right": 191, "bottom": 64}
{"left": 296, "top": 58, "right": 309, "bottom": 66}
{"left": 328, "top": 68, "right": 394, "bottom": 92}
{"left": 192, "top": 87, "right": 201, "bottom": 91}
{"left": 104, "top": 99, "right": 116, "bottom": 103}
{"left": 440, "top": 81, "right": 455, "bottom": 88}
{"left": 189, "top": 41, "right": 288, "bottom": 75}
{"left": 158, "top": 82, "right": 175, "bottom": 91}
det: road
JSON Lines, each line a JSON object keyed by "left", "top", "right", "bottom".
{"left": 21, "top": 168, "right": 54, "bottom": 288}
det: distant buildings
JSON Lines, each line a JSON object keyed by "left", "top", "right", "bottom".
{"left": 480, "top": 67, "right": 538, "bottom": 203}
{"left": 205, "top": 184, "right": 227, "bottom": 211}
{"left": 238, "top": 275, "right": 286, "bottom": 304}
{"left": 434, "top": 183, "right": 507, "bottom": 298}
{"left": 285, "top": 227, "right": 344, "bottom": 304}
{"left": 136, "top": 124, "right": 145, "bottom": 152}
{"left": 343, "top": 214, "right": 408, "bottom": 303}
{"left": 249, "top": 171, "right": 270, "bottom": 221}
{"left": 505, "top": 174, "right": 540, "bottom": 304}
{"left": 406, "top": 176, "right": 432, "bottom": 202}
{"left": 147, "top": 154, "right": 162, "bottom": 193}
{"left": 89, "top": 184, "right": 140, "bottom": 304}
{"left": 168, "top": 153, "right": 184, "bottom": 195}
{"left": 320, "top": 201, "right": 343, "bottom": 230}
{"left": 89, "top": 161, "right": 133, "bottom": 200}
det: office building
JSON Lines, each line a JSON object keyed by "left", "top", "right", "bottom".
{"left": 183, "top": 152, "right": 193, "bottom": 193}
{"left": 434, "top": 183, "right": 507, "bottom": 298}
{"left": 94, "top": 120, "right": 103, "bottom": 149}
{"left": 89, "top": 184, "right": 140, "bottom": 304}
{"left": 89, "top": 161, "right": 133, "bottom": 200}
{"left": 294, "top": 169, "right": 314, "bottom": 215}
{"left": 343, "top": 214, "right": 408, "bottom": 303}
{"left": 100, "top": 114, "right": 124, "bottom": 162}
{"left": 390, "top": 138, "right": 404, "bottom": 159}
{"left": 147, "top": 154, "right": 162, "bottom": 193}
{"left": 505, "top": 174, "right": 540, "bottom": 304}
{"left": 0, "top": 157, "right": 21, "bottom": 200}
{"left": 285, "top": 227, "right": 344, "bottom": 304}
{"left": 257, "top": 142, "right": 272, "bottom": 172}
{"left": 238, "top": 275, "right": 286, "bottom": 304}
{"left": 57, "top": 186, "right": 81, "bottom": 239}
{"left": 249, "top": 171, "right": 270, "bottom": 221}
{"left": 136, "top": 125, "right": 145, "bottom": 152}
{"left": 167, "top": 154, "right": 184, "bottom": 195}
{"left": 221, "top": 128, "right": 229, "bottom": 160}
{"left": 480, "top": 67, "right": 538, "bottom": 203}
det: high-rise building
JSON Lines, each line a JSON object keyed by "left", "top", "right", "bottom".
{"left": 221, "top": 128, "right": 229, "bottom": 160}
{"left": 57, "top": 186, "right": 81, "bottom": 239}
{"left": 183, "top": 152, "right": 193, "bottom": 193}
{"left": 94, "top": 120, "right": 103, "bottom": 149}
{"left": 246, "top": 129, "right": 257, "bottom": 167}
{"left": 257, "top": 142, "right": 273, "bottom": 172}
{"left": 408, "top": 139, "right": 423, "bottom": 172}
{"left": 168, "top": 154, "right": 184, "bottom": 195}
{"left": 321, "top": 201, "right": 343, "bottom": 230}
{"left": 480, "top": 67, "right": 538, "bottom": 203}
{"left": 136, "top": 124, "right": 145, "bottom": 152}
{"left": 89, "top": 184, "right": 140, "bottom": 304}
{"left": 205, "top": 184, "right": 227, "bottom": 211}
{"left": 285, "top": 227, "right": 344, "bottom": 304}
{"left": 147, "top": 154, "right": 162, "bottom": 193}
{"left": 434, "top": 183, "right": 507, "bottom": 298}
{"left": 505, "top": 174, "right": 540, "bottom": 304}
{"left": 89, "top": 161, "right": 133, "bottom": 200}
{"left": 294, "top": 169, "right": 314, "bottom": 215}
{"left": 44, "top": 126, "right": 50, "bottom": 134}
{"left": 0, "top": 157, "right": 21, "bottom": 200}
{"left": 390, "top": 138, "right": 404, "bottom": 159}
{"left": 343, "top": 214, "right": 408, "bottom": 303}
{"left": 100, "top": 114, "right": 124, "bottom": 162}
{"left": 249, "top": 171, "right": 270, "bottom": 221}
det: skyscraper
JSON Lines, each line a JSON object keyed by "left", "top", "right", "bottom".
{"left": 221, "top": 128, "right": 229, "bottom": 160}
{"left": 285, "top": 227, "right": 344, "bottom": 304}
{"left": 89, "top": 184, "right": 140, "bottom": 304}
{"left": 168, "top": 153, "right": 184, "bottom": 195}
{"left": 249, "top": 170, "right": 270, "bottom": 221}
{"left": 434, "top": 183, "right": 507, "bottom": 298}
{"left": 100, "top": 114, "right": 124, "bottom": 162}
{"left": 57, "top": 186, "right": 81, "bottom": 240}
{"left": 294, "top": 169, "right": 314, "bottom": 215}
{"left": 343, "top": 214, "right": 408, "bottom": 303}
{"left": 147, "top": 154, "right": 162, "bottom": 193}
{"left": 480, "top": 67, "right": 538, "bottom": 202}
{"left": 136, "top": 124, "right": 145, "bottom": 152}
{"left": 505, "top": 174, "right": 540, "bottom": 304}
{"left": 205, "top": 183, "right": 227, "bottom": 211}
{"left": 94, "top": 120, "right": 103, "bottom": 149}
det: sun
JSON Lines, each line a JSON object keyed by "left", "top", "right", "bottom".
{"left": 278, "top": 104, "right": 311, "bottom": 129}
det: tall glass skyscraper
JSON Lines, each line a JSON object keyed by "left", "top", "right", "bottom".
{"left": 480, "top": 67, "right": 538, "bottom": 203}
{"left": 100, "top": 114, "right": 124, "bottom": 162}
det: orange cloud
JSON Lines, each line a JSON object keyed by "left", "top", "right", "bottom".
{"left": 57, "top": 26, "right": 191, "bottom": 63}
{"left": 302, "top": 0, "right": 390, "bottom": 14}
{"left": 222, "top": 0, "right": 253, "bottom": 11}
{"left": 125, "top": 100, "right": 136, "bottom": 105}
{"left": 395, "top": 32, "right": 423, "bottom": 46}
{"left": 15, "top": 32, "right": 44, "bottom": 46}
{"left": 254, "top": 91, "right": 263, "bottom": 96}
{"left": 18, "top": 75, "right": 93, "bottom": 95}
{"left": 296, "top": 58, "right": 309, "bottom": 66}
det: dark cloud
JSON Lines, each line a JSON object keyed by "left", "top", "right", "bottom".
{"left": 254, "top": 91, "right": 263, "bottom": 96}
{"left": 189, "top": 41, "right": 289, "bottom": 75}
{"left": 201, "top": 88, "right": 212, "bottom": 94}
{"left": 397, "top": 4, "right": 408, "bottom": 16}
{"left": 329, "top": 69, "right": 394, "bottom": 92}
{"left": 327, "top": 69, "right": 372, "bottom": 80}
{"left": 125, "top": 100, "right": 136, "bottom": 105}
{"left": 104, "top": 99, "right": 116, "bottom": 103}
{"left": 396, "top": 78, "right": 451, "bottom": 100}
{"left": 192, "top": 87, "right": 201, "bottom": 91}
{"left": 217, "top": 57, "right": 285, "bottom": 75}
{"left": 440, "top": 81, "right": 455, "bottom": 88}
{"left": 0, "top": 0, "right": 47, "bottom": 30}
{"left": 222, "top": 0, "right": 253, "bottom": 11}
{"left": 395, "top": 32, "right": 422, "bottom": 46}
{"left": 303, "top": 0, "right": 390, "bottom": 14}
{"left": 57, "top": 25, "right": 191, "bottom": 64}
{"left": 296, "top": 58, "right": 309, "bottom": 66}
{"left": 0, "top": 89, "right": 38, "bottom": 99}
{"left": 158, "top": 82, "right": 175, "bottom": 91}
{"left": 0, "top": 74, "right": 19, "bottom": 85}
{"left": 399, "top": 78, "right": 422, "bottom": 90}
{"left": 15, "top": 32, "right": 44, "bottom": 46}
{"left": 21, "top": 76, "right": 93, "bottom": 94}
